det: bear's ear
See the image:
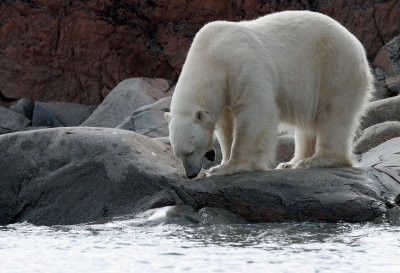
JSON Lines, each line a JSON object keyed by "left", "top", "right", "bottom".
{"left": 193, "top": 110, "right": 212, "bottom": 127}
{"left": 164, "top": 112, "right": 172, "bottom": 123}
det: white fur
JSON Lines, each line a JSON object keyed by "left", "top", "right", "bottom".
{"left": 166, "top": 11, "right": 374, "bottom": 178}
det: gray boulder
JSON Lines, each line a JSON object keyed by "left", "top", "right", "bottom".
{"left": 0, "top": 127, "right": 184, "bottom": 225}
{"left": 386, "top": 75, "right": 400, "bottom": 95}
{"left": 116, "top": 97, "right": 171, "bottom": 137}
{"left": 0, "top": 129, "right": 399, "bottom": 225}
{"left": 36, "top": 101, "right": 97, "bottom": 126}
{"left": 359, "top": 96, "right": 400, "bottom": 131}
{"left": 387, "top": 207, "right": 400, "bottom": 225}
{"left": 373, "top": 34, "right": 400, "bottom": 76}
{"left": 360, "top": 137, "right": 400, "bottom": 171}
{"left": 354, "top": 121, "right": 400, "bottom": 154}
{"left": 9, "top": 98, "right": 34, "bottom": 120}
{"left": 81, "top": 78, "right": 172, "bottom": 128}
{"left": 0, "top": 106, "right": 31, "bottom": 133}
{"left": 32, "top": 103, "right": 63, "bottom": 127}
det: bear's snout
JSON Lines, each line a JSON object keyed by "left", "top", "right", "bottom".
{"left": 187, "top": 173, "right": 198, "bottom": 179}
{"left": 185, "top": 169, "right": 200, "bottom": 179}
{"left": 182, "top": 159, "right": 202, "bottom": 179}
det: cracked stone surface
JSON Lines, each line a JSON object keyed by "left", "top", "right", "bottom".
{"left": 0, "top": 0, "right": 398, "bottom": 105}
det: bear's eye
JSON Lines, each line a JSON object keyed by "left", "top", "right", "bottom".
{"left": 185, "top": 151, "right": 194, "bottom": 157}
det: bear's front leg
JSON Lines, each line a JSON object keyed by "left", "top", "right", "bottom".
{"left": 207, "top": 98, "right": 278, "bottom": 177}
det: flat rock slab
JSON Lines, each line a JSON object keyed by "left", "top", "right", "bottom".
{"left": 180, "top": 168, "right": 400, "bottom": 223}
{"left": 0, "top": 128, "right": 399, "bottom": 226}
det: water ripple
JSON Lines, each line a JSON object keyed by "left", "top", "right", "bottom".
{"left": 0, "top": 221, "right": 399, "bottom": 272}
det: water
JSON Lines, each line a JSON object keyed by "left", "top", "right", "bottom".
{"left": 1, "top": 218, "right": 400, "bottom": 273}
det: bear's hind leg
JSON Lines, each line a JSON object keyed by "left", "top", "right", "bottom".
{"left": 294, "top": 104, "right": 356, "bottom": 169}
{"left": 277, "top": 129, "right": 316, "bottom": 169}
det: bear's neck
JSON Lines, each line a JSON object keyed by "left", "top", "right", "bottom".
{"left": 172, "top": 76, "right": 225, "bottom": 126}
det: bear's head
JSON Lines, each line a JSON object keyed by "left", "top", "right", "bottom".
{"left": 165, "top": 110, "right": 215, "bottom": 179}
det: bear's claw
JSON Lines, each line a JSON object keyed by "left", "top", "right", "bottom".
{"left": 276, "top": 162, "right": 295, "bottom": 169}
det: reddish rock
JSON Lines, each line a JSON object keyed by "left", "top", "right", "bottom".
{"left": 0, "top": 0, "right": 399, "bottom": 106}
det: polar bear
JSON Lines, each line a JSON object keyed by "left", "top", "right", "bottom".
{"left": 165, "top": 11, "right": 373, "bottom": 179}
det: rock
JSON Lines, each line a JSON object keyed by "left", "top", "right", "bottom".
{"left": 1, "top": 127, "right": 400, "bottom": 225}
{"left": 35, "top": 101, "right": 97, "bottom": 126}
{"left": 9, "top": 98, "right": 34, "bottom": 120}
{"left": 371, "top": 66, "right": 391, "bottom": 100}
{"left": 359, "top": 96, "right": 400, "bottom": 131}
{"left": 202, "top": 139, "right": 223, "bottom": 171}
{"left": 81, "top": 78, "right": 172, "bottom": 128}
{"left": 181, "top": 167, "right": 400, "bottom": 223}
{"left": 360, "top": 137, "right": 400, "bottom": 171}
{"left": 0, "top": 127, "right": 185, "bottom": 225}
{"left": 359, "top": 137, "right": 400, "bottom": 196}
{"left": 386, "top": 75, "right": 400, "bottom": 95}
{"left": 274, "top": 135, "right": 295, "bottom": 167}
{"left": 128, "top": 205, "right": 248, "bottom": 226}
{"left": 0, "top": 1, "right": 398, "bottom": 105}
{"left": 197, "top": 207, "right": 249, "bottom": 224}
{"left": 24, "top": 126, "right": 51, "bottom": 131}
{"left": 373, "top": 34, "right": 400, "bottom": 76}
{"left": 0, "top": 128, "right": 11, "bottom": 134}
{"left": 387, "top": 207, "right": 400, "bottom": 225}
{"left": 116, "top": 97, "right": 171, "bottom": 138}
{"left": 31, "top": 103, "right": 63, "bottom": 127}
{"left": 354, "top": 121, "right": 400, "bottom": 154}
{"left": 371, "top": 68, "right": 400, "bottom": 101}
{"left": 371, "top": 35, "right": 400, "bottom": 99}
{"left": 0, "top": 106, "right": 31, "bottom": 133}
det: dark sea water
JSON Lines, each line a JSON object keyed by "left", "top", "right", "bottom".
{"left": 1, "top": 208, "right": 400, "bottom": 273}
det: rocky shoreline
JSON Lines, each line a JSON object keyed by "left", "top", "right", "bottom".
{"left": 0, "top": 126, "right": 399, "bottom": 226}
{"left": 0, "top": 35, "right": 399, "bottom": 226}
